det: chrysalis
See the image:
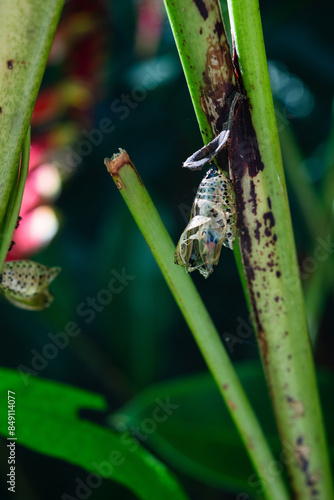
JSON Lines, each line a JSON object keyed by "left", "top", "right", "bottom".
{"left": 0, "top": 260, "right": 61, "bottom": 310}
{"left": 175, "top": 166, "right": 236, "bottom": 278}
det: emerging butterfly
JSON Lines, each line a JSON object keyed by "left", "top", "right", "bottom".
{"left": 0, "top": 260, "right": 61, "bottom": 311}
{"left": 174, "top": 166, "right": 236, "bottom": 278}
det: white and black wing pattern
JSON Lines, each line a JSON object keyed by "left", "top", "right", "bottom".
{"left": 175, "top": 167, "right": 236, "bottom": 278}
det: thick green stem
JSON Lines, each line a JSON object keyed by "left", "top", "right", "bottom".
{"left": 163, "top": 0, "right": 251, "bottom": 328}
{"left": 0, "top": 127, "right": 30, "bottom": 270}
{"left": 0, "top": 0, "right": 65, "bottom": 258}
{"left": 105, "top": 150, "right": 289, "bottom": 500}
{"left": 227, "top": 0, "right": 334, "bottom": 497}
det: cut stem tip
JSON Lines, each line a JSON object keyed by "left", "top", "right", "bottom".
{"left": 104, "top": 149, "right": 132, "bottom": 177}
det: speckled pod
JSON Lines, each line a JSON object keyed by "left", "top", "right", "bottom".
{"left": 175, "top": 167, "right": 236, "bottom": 278}
{"left": 0, "top": 260, "right": 61, "bottom": 310}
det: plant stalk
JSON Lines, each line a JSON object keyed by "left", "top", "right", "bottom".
{"left": 105, "top": 150, "right": 289, "bottom": 500}
{"left": 0, "top": 0, "right": 65, "bottom": 262}
{"left": 227, "top": 0, "right": 334, "bottom": 497}
{"left": 0, "top": 127, "right": 30, "bottom": 270}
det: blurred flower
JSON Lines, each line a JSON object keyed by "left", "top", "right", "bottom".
{"left": 8, "top": 207, "right": 60, "bottom": 261}
{"left": 135, "top": 0, "right": 164, "bottom": 58}
{"left": 7, "top": 0, "right": 109, "bottom": 261}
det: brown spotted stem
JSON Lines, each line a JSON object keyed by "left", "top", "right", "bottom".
{"left": 163, "top": 0, "right": 333, "bottom": 498}
{"left": 105, "top": 149, "right": 289, "bottom": 500}
{"left": 226, "top": 0, "right": 334, "bottom": 497}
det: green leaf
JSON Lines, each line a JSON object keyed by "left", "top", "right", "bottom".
{"left": 0, "top": 369, "right": 189, "bottom": 500}
{"left": 110, "top": 362, "right": 334, "bottom": 497}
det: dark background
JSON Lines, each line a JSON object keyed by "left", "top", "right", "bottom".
{"left": 1, "top": 0, "right": 333, "bottom": 498}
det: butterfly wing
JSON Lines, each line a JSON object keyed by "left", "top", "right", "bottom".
{"left": 175, "top": 167, "right": 236, "bottom": 278}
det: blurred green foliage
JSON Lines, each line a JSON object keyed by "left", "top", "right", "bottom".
{"left": 0, "top": 0, "right": 333, "bottom": 499}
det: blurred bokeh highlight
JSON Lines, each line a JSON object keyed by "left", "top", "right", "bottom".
{"left": 1, "top": 0, "right": 333, "bottom": 499}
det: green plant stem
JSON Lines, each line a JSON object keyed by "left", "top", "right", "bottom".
{"left": 163, "top": 0, "right": 251, "bottom": 336}
{"left": 164, "top": 0, "right": 236, "bottom": 141}
{"left": 105, "top": 150, "right": 289, "bottom": 500}
{"left": 0, "top": 127, "right": 31, "bottom": 271}
{"left": 227, "top": 0, "right": 334, "bottom": 497}
{"left": 0, "top": 0, "right": 65, "bottom": 254}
